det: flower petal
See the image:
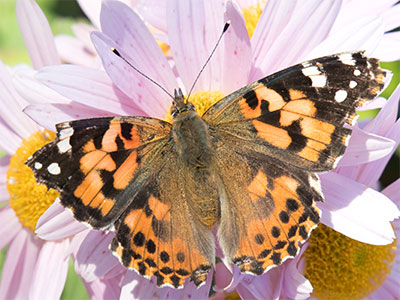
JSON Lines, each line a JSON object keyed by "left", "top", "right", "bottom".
{"left": 29, "top": 239, "right": 70, "bottom": 300}
{"left": 74, "top": 231, "right": 120, "bottom": 282}
{"left": 36, "top": 65, "right": 145, "bottom": 116}
{"left": 24, "top": 102, "right": 113, "bottom": 131}
{"left": 319, "top": 172, "right": 400, "bottom": 245}
{"left": 167, "top": 0, "right": 226, "bottom": 92}
{"left": 0, "top": 229, "right": 41, "bottom": 300}
{"left": 338, "top": 126, "right": 396, "bottom": 166}
{"left": 55, "top": 35, "right": 98, "bottom": 67}
{"left": 36, "top": 199, "right": 88, "bottom": 240}
{"left": 16, "top": 0, "right": 60, "bottom": 69}
{"left": 84, "top": 273, "right": 124, "bottom": 300}
{"left": 373, "top": 31, "right": 400, "bottom": 62}
{"left": 99, "top": 1, "right": 176, "bottom": 115}
{"left": 0, "top": 61, "right": 40, "bottom": 138}
{"left": 306, "top": 16, "right": 384, "bottom": 59}
{"left": 136, "top": 0, "right": 168, "bottom": 32}
{"left": 13, "top": 67, "right": 68, "bottom": 105}
{"left": 0, "top": 206, "right": 22, "bottom": 249}
{"left": 91, "top": 32, "right": 170, "bottom": 118}
{"left": 77, "top": 0, "right": 102, "bottom": 29}
{"left": 222, "top": 1, "right": 252, "bottom": 93}
{"left": 251, "top": 0, "right": 341, "bottom": 80}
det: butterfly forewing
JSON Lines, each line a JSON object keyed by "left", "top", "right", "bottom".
{"left": 204, "top": 52, "right": 386, "bottom": 171}
{"left": 26, "top": 116, "right": 172, "bottom": 228}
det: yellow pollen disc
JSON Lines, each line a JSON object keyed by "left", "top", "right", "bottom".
{"left": 242, "top": 1, "right": 266, "bottom": 38}
{"left": 304, "top": 224, "right": 396, "bottom": 299}
{"left": 7, "top": 130, "right": 59, "bottom": 232}
{"left": 165, "top": 90, "right": 225, "bottom": 122}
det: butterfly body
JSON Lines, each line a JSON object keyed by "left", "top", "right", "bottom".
{"left": 27, "top": 52, "right": 385, "bottom": 288}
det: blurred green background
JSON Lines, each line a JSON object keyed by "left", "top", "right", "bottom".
{"left": 0, "top": 0, "right": 399, "bottom": 299}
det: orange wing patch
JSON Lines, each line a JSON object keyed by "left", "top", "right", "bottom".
{"left": 111, "top": 193, "right": 212, "bottom": 288}
{"left": 232, "top": 170, "right": 321, "bottom": 275}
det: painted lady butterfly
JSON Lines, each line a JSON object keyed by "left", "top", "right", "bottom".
{"left": 27, "top": 51, "right": 385, "bottom": 288}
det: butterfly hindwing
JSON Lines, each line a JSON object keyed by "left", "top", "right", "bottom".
{"left": 110, "top": 149, "right": 217, "bottom": 288}
{"left": 26, "top": 116, "right": 172, "bottom": 228}
{"left": 213, "top": 140, "right": 322, "bottom": 274}
{"left": 204, "top": 52, "right": 386, "bottom": 172}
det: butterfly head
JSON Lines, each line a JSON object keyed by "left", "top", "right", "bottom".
{"left": 171, "top": 88, "right": 196, "bottom": 119}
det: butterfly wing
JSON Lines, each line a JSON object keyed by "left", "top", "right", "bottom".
{"left": 110, "top": 149, "right": 217, "bottom": 288}
{"left": 26, "top": 116, "right": 172, "bottom": 229}
{"left": 205, "top": 52, "right": 385, "bottom": 273}
{"left": 213, "top": 143, "right": 322, "bottom": 274}
{"left": 204, "top": 52, "right": 386, "bottom": 172}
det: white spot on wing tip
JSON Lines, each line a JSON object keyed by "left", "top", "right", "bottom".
{"left": 34, "top": 162, "right": 43, "bottom": 170}
{"left": 338, "top": 53, "right": 356, "bottom": 65}
{"left": 349, "top": 80, "right": 357, "bottom": 88}
{"left": 301, "top": 66, "right": 327, "bottom": 87}
{"left": 59, "top": 127, "right": 74, "bottom": 139}
{"left": 354, "top": 69, "right": 361, "bottom": 76}
{"left": 335, "top": 90, "right": 348, "bottom": 102}
{"left": 47, "top": 162, "right": 61, "bottom": 175}
{"left": 57, "top": 138, "right": 71, "bottom": 154}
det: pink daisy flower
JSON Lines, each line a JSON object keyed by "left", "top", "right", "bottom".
{"left": 21, "top": 0, "right": 400, "bottom": 298}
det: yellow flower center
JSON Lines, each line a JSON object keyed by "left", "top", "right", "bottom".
{"left": 304, "top": 224, "right": 396, "bottom": 299}
{"left": 242, "top": 1, "right": 266, "bottom": 38}
{"left": 165, "top": 90, "right": 225, "bottom": 122}
{"left": 6, "top": 130, "right": 59, "bottom": 232}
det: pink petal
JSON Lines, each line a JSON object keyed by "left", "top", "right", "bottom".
{"left": 16, "top": 0, "right": 60, "bottom": 69}
{"left": 0, "top": 61, "right": 40, "bottom": 138}
{"left": 13, "top": 67, "right": 68, "bottom": 105}
{"left": 84, "top": 272, "right": 124, "bottom": 300}
{"left": 281, "top": 246, "right": 312, "bottom": 299}
{"left": 0, "top": 122, "right": 21, "bottom": 155}
{"left": 167, "top": 0, "right": 226, "bottom": 92}
{"left": 77, "top": 0, "right": 102, "bottom": 29}
{"left": 29, "top": 239, "right": 70, "bottom": 300}
{"left": 383, "top": 178, "right": 400, "bottom": 204}
{"left": 99, "top": 1, "right": 176, "bottom": 114}
{"left": 319, "top": 172, "right": 399, "bottom": 245}
{"left": 0, "top": 229, "right": 41, "bottom": 299}
{"left": 24, "top": 102, "right": 113, "bottom": 131}
{"left": 338, "top": 126, "right": 396, "bottom": 166}
{"left": 306, "top": 16, "right": 384, "bottom": 60}
{"left": 222, "top": 1, "right": 252, "bottom": 93}
{"left": 136, "top": 0, "right": 168, "bottom": 32}
{"left": 36, "top": 65, "right": 145, "bottom": 116}
{"left": 75, "top": 231, "right": 120, "bottom": 282}
{"left": 0, "top": 206, "right": 22, "bottom": 249}
{"left": 380, "top": 1, "right": 400, "bottom": 31}
{"left": 364, "top": 80, "right": 400, "bottom": 136}
{"left": 71, "top": 23, "right": 97, "bottom": 54}
{"left": 250, "top": 0, "right": 341, "bottom": 80}
{"left": 55, "top": 35, "right": 98, "bottom": 67}
{"left": 237, "top": 267, "right": 283, "bottom": 300}
{"left": 357, "top": 96, "right": 387, "bottom": 111}
{"left": 91, "top": 32, "right": 170, "bottom": 118}
{"left": 0, "top": 156, "right": 10, "bottom": 202}
{"left": 373, "top": 31, "right": 400, "bottom": 62}
{"left": 36, "top": 199, "right": 88, "bottom": 240}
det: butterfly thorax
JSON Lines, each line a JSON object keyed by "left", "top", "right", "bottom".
{"left": 171, "top": 89, "right": 213, "bottom": 168}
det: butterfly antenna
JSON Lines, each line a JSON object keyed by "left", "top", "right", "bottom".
{"left": 186, "top": 21, "right": 231, "bottom": 102}
{"left": 111, "top": 48, "right": 175, "bottom": 100}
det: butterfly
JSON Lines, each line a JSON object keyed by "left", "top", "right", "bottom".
{"left": 27, "top": 51, "right": 385, "bottom": 289}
